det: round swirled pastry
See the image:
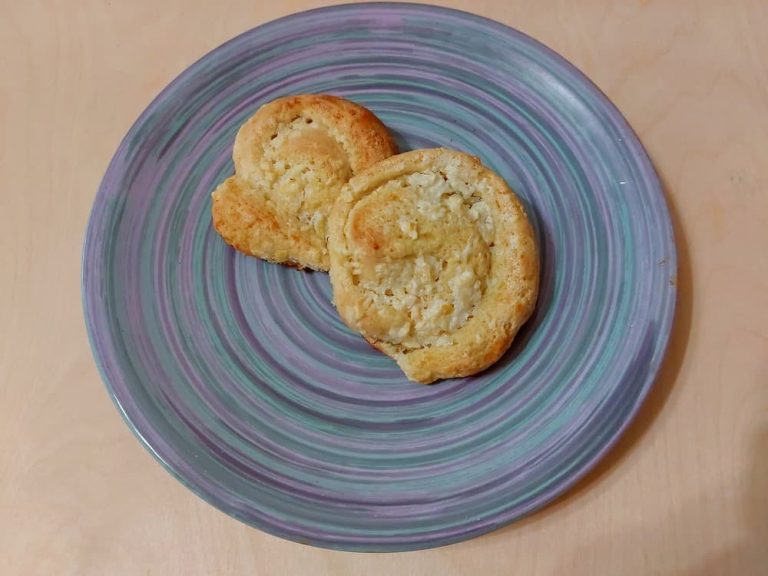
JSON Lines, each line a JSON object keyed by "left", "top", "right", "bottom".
{"left": 212, "top": 94, "right": 397, "bottom": 270}
{"left": 328, "top": 148, "right": 539, "bottom": 383}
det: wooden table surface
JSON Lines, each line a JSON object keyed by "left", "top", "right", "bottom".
{"left": 2, "top": 1, "right": 767, "bottom": 574}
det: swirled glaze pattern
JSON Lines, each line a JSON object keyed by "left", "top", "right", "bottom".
{"left": 82, "top": 3, "right": 676, "bottom": 551}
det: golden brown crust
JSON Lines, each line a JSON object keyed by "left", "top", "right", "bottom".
{"left": 211, "top": 94, "right": 398, "bottom": 270}
{"left": 327, "top": 148, "right": 539, "bottom": 383}
{"left": 211, "top": 176, "right": 315, "bottom": 268}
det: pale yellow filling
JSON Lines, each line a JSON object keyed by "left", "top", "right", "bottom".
{"left": 343, "top": 169, "right": 494, "bottom": 349}
{"left": 250, "top": 117, "right": 352, "bottom": 240}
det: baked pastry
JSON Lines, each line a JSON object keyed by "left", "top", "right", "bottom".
{"left": 327, "top": 148, "right": 539, "bottom": 383}
{"left": 212, "top": 94, "right": 397, "bottom": 270}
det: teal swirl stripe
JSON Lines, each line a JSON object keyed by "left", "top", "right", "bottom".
{"left": 82, "top": 3, "right": 677, "bottom": 551}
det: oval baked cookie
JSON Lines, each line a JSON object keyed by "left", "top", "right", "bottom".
{"left": 327, "top": 148, "right": 539, "bottom": 383}
{"left": 212, "top": 94, "right": 398, "bottom": 270}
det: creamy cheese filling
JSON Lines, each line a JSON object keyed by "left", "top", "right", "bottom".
{"left": 344, "top": 169, "right": 494, "bottom": 348}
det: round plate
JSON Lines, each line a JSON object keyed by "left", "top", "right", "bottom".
{"left": 83, "top": 3, "right": 676, "bottom": 551}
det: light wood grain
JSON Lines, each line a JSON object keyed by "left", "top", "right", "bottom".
{"left": 1, "top": 1, "right": 766, "bottom": 574}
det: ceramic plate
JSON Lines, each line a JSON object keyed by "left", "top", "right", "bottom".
{"left": 83, "top": 3, "right": 676, "bottom": 551}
